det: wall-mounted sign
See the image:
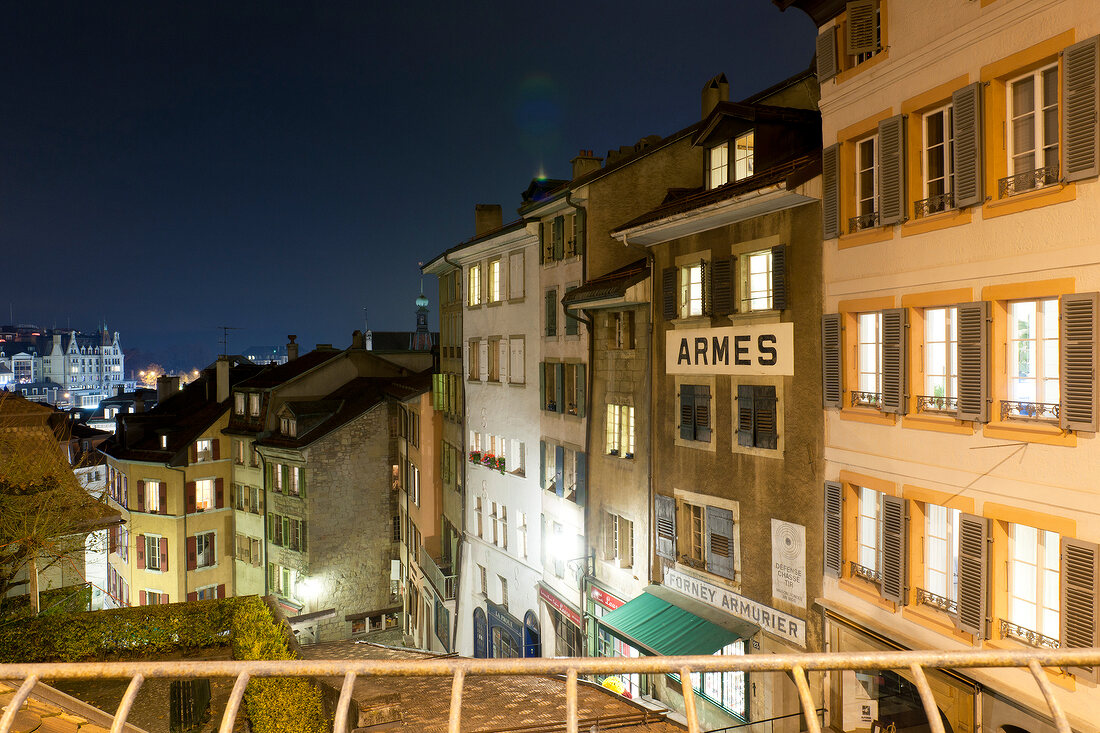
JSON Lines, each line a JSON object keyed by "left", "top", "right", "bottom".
{"left": 663, "top": 567, "right": 806, "bottom": 648}
{"left": 590, "top": 586, "right": 625, "bottom": 611}
{"left": 539, "top": 584, "right": 582, "bottom": 626}
{"left": 666, "top": 323, "right": 794, "bottom": 376}
{"left": 771, "top": 519, "right": 806, "bottom": 608}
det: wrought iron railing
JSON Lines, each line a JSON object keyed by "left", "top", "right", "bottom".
{"left": 848, "top": 211, "right": 880, "bottom": 232}
{"left": 1000, "top": 619, "right": 1061, "bottom": 650}
{"left": 1000, "top": 399, "right": 1060, "bottom": 422}
{"left": 913, "top": 193, "right": 954, "bottom": 218}
{"left": 850, "top": 390, "right": 882, "bottom": 409}
{"left": 849, "top": 561, "right": 882, "bottom": 584}
{"left": 998, "top": 163, "right": 1060, "bottom": 198}
{"left": 916, "top": 587, "right": 958, "bottom": 615}
{"left": 3, "top": 648, "right": 1098, "bottom": 733}
{"left": 917, "top": 394, "right": 958, "bottom": 413}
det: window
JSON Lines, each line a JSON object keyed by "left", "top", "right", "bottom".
{"left": 408, "top": 464, "right": 420, "bottom": 505}
{"left": 741, "top": 249, "right": 772, "bottom": 311}
{"left": 856, "top": 486, "right": 883, "bottom": 579}
{"left": 679, "top": 385, "right": 711, "bottom": 442}
{"left": 509, "top": 337, "right": 525, "bottom": 384}
{"left": 708, "top": 142, "right": 728, "bottom": 189}
{"left": 474, "top": 497, "right": 483, "bottom": 538}
{"left": 281, "top": 417, "right": 296, "bottom": 437}
{"left": 234, "top": 439, "right": 245, "bottom": 465}
{"left": 545, "top": 289, "right": 558, "bottom": 336}
{"left": 273, "top": 463, "right": 284, "bottom": 492}
{"left": 499, "top": 576, "right": 509, "bottom": 609}
{"left": 195, "top": 586, "right": 218, "bottom": 601}
{"left": 488, "top": 337, "right": 502, "bottom": 382}
{"left": 488, "top": 259, "right": 502, "bottom": 302}
{"left": 919, "top": 105, "right": 954, "bottom": 214}
{"left": 922, "top": 306, "right": 958, "bottom": 411}
{"left": 288, "top": 466, "right": 301, "bottom": 496}
{"left": 855, "top": 312, "right": 883, "bottom": 407}
{"left": 497, "top": 505, "right": 508, "bottom": 550}
{"left": 195, "top": 439, "right": 213, "bottom": 462}
{"left": 680, "top": 263, "right": 704, "bottom": 318}
{"left": 289, "top": 518, "right": 306, "bottom": 551}
{"left": 1007, "top": 523, "right": 1060, "bottom": 643}
{"left": 733, "top": 130, "right": 754, "bottom": 181}
{"left": 468, "top": 264, "right": 482, "bottom": 306}
{"left": 609, "top": 311, "right": 635, "bottom": 350}
{"left": 234, "top": 392, "right": 245, "bottom": 416}
{"left": 606, "top": 514, "right": 634, "bottom": 568}
{"left": 517, "top": 511, "right": 528, "bottom": 559}
{"left": 847, "top": 0, "right": 882, "bottom": 65}
{"left": 146, "top": 535, "right": 162, "bottom": 571}
{"left": 509, "top": 251, "right": 524, "bottom": 299}
{"left": 145, "top": 481, "right": 161, "bottom": 513}
{"left": 143, "top": 591, "right": 166, "bottom": 606}
{"left": 468, "top": 339, "right": 480, "bottom": 380}
{"left": 852, "top": 134, "right": 878, "bottom": 231}
{"left": 1006, "top": 298, "right": 1059, "bottom": 417}
{"left": 1006, "top": 65, "right": 1059, "bottom": 192}
{"left": 479, "top": 564, "right": 488, "bottom": 595}
{"left": 923, "top": 504, "right": 960, "bottom": 608}
{"left": 564, "top": 364, "right": 579, "bottom": 415}
{"left": 195, "top": 531, "right": 215, "bottom": 568}
{"left": 565, "top": 286, "right": 579, "bottom": 336}
{"left": 195, "top": 479, "right": 215, "bottom": 511}
{"left": 677, "top": 500, "right": 737, "bottom": 580}
{"left": 669, "top": 641, "right": 747, "bottom": 718}
{"left": 249, "top": 393, "right": 260, "bottom": 417}
{"left": 606, "top": 405, "right": 635, "bottom": 458}
{"left": 542, "top": 363, "right": 559, "bottom": 411}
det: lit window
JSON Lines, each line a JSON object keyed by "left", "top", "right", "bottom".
{"left": 195, "top": 531, "right": 216, "bottom": 568}
{"left": 733, "top": 130, "right": 754, "bottom": 181}
{"left": 1007, "top": 299, "right": 1059, "bottom": 413}
{"left": 605, "top": 404, "right": 634, "bottom": 458}
{"left": 854, "top": 134, "right": 878, "bottom": 229}
{"left": 924, "top": 504, "right": 960, "bottom": 605}
{"left": 742, "top": 249, "right": 772, "bottom": 311}
{"left": 288, "top": 466, "right": 301, "bottom": 496}
{"left": 195, "top": 479, "right": 215, "bottom": 511}
{"left": 468, "top": 264, "right": 482, "bottom": 306}
{"left": 857, "top": 486, "right": 883, "bottom": 576}
{"left": 708, "top": 142, "right": 728, "bottom": 189}
{"left": 273, "top": 463, "right": 284, "bottom": 492}
{"left": 1008, "top": 65, "right": 1059, "bottom": 185}
{"left": 921, "top": 105, "right": 954, "bottom": 213}
{"left": 680, "top": 263, "right": 704, "bottom": 318}
{"left": 488, "top": 259, "right": 502, "bottom": 302}
{"left": 1008, "top": 523, "right": 1060, "bottom": 642}
{"left": 160, "top": 435, "right": 167, "bottom": 448}
{"left": 234, "top": 392, "right": 245, "bottom": 416}
{"left": 248, "top": 393, "right": 260, "bottom": 417}
{"left": 145, "top": 481, "right": 161, "bottom": 513}
{"left": 856, "top": 312, "right": 882, "bottom": 405}
{"left": 195, "top": 439, "right": 213, "bottom": 462}
{"left": 281, "top": 417, "right": 296, "bottom": 437}
{"left": 921, "top": 306, "right": 958, "bottom": 411}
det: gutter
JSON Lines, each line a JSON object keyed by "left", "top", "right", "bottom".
{"left": 442, "top": 249, "right": 466, "bottom": 653}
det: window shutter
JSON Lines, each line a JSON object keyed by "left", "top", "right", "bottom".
{"left": 955, "top": 301, "right": 990, "bottom": 422}
{"left": 108, "top": 527, "right": 117, "bottom": 555}
{"left": 136, "top": 534, "right": 146, "bottom": 570}
{"left": 554, "top": 445, "right": 565, "bottom": 498}
{"left": 822, "top": 314, "right": 843, "bottom": 408}
{"left": 188, "top": 591, "right": 198, "bottom": 602}
{"left": 300, "top": 521, "right": 308, "bottom": 552}
{"left": 694, "top": 385, "right": 712, "bottom": 442}
{"left": 478, "top": 340, "right": 488, "bottom": 381}
{"left": 160, "top": 537, "right": 169, "bottom": 572}
{"left": 754, "top": 385, "right": 778, "bottom": 450}
{"left": 553, "top": 216, "right": 564, "bottom": 260}
{"left": 576, "top": 364, "right": 586, "bottom": 418}
{"left": 538, "top": 221, "right": 545, "bottom": 264}
{"left": 655, "top": 494, "right": 676, "bottom": 561}
{"left": 662, "top": 267, "right": 677, "bottom": 321}
{"left": 879, "top": 495, "right": 908, "bottom": 605}
{"left": 1060, "top": 537, "right": 1100, "bottom": 681}
{"left": 700, "top": 259, "right": 711, "bottom": 316}
{"left": 1060, "top": 292, "right": 1098, "bottom": 432}
{"left": 187, "top": 535, "right": 197, "bottom": 571}
{"left": 555, "top": 363, "right": 565, "bottom": 414}
{"left": 190, "top": 443, "right": 197, "bottom": 464}
{"left": 822, "top": 144, "right": 841, "bottom": 239}
{"left": 136, "top": 480, "right": 146, "bottom": 512}
{"left": 951, "top": 82, "right": 985, "bottom": 208}
{"left": 546, "top": 290, "right": 557, "bottom": 336}
{"left": 1063, "top": 35, "right": 1100, "bottom": 182}
{"left": 574, "top": 451, "right": 586, "bottom": 507}
{"left": 604, "top": 513, "right": 617, "bottom": 560}
{"left": 846, "top": 0, "right": 878, "bottom": 55}
{"left": 185, "top": 481, "right": 197, "bottom": 514}
{"left": 816, "top": 28, "right": 837, "bottom": 83}
{"left": 824, "top": 481, "right": 843, "bottom": 578}
{"left": 140, "top": 590, "right": 147, "bottom": 606}
{"left": 217, "top": 583, "right": 226, "bottom": 599}
{"left": 215, "top": 477, "right": 225, "bottom": 509}
{"left": 680, "top": 385, "right": 696, "bottom": 440}
{"left": 268, "top": 514, "right": 276, "bottom": 542}
{"left": 211, "top": 438, "right": 220, "bottom": 461}
{"left": 299, "top": 468, "right": 306, "bottom": 498}
{"left": 159, "top": 483, "right": 168, "bottom": 515}
{"left": 956, "top": 513, "right": 991, "bottom": 638}
{"left": 877, "top": 115, "right": 907, "bottom": 226}
{"left": 705, "top": 506, "right": 735, "bottom": 580}
{"left": 575, "top": 208, "right": 586, "bottom": 255}
{"left": 539, "top": 363, "right": 546, "bottom": 411}
{"left": 711, "top": 256, "right": 735, "bottom": 316}
{"left": 881, "top": 307, "right": 908, "bottom": 414}
{"left": 736, "top": 384, "right": 755, "bottom": 447}
{"left": 771, "top": 245, "right": 788, "bottom": 310}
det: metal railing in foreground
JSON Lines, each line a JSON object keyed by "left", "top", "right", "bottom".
{"left": 2, "top": 646, "right": 1099, "bottom": 733}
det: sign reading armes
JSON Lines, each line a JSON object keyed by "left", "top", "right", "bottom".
{"left": 666, "top": 323, "right": 794, "bottom": 376}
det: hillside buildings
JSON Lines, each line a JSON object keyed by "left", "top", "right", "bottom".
{"left": 0, "top": 325, "right": 131, "bottom": 409}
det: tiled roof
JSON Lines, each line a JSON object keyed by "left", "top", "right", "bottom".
{"left": 235, "top": 349, "right": 343, "bottom": 390}
{"left": 562, "top": 259, "right": 650, "bottom": 307}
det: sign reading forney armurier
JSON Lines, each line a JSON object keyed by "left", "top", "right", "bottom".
{"left": 666, "top": 323, "right": 794, "bottom": 376}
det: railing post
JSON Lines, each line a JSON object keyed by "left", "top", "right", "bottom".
{"left": 679, "top": 666, "right": 700, "bottom": 733}
{"left": 110, "top": 673, "right": 144, "bottom": 733}
{"left": 333, "top": 671, "right": 357, "bottom": 733}
{"left": 790, "top": 665, "right": 822, "bottom": 733}
{"left": 447, "top": 667, "right": 465, "bottom": 733}
{"left": 1026, "top": 660, "right": 1071, "bottom": 733}
{"left": 908, "top": 664, "right": 945, "bottom": 733}
{"left": 219, "top": 671, "right": 251, "bottom": 733}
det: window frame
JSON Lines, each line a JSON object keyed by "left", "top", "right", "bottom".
{"left": 920, "top": 103, "right": 955, "bottom": 212}
{"left": 855, "top": 311, "right": 883, "bottom": 407}
{"left": 740, "top": 249, "right": 773, "bottom": 312}
{"left": 920, "top": 305, "right": 958, "bottom": 412}
{"left": 487, "top": 258, "right": 502, "bottom": 303}
{"left": 1006, "top": 63, "right": 1059, "bottom": 185}
{"left": 195, "top": 530, "right": 216, "bottom": 569}
{"left": 680, "top": 263, "right": 704, "bottom": 319}
{"left": 708, "top": 142, "right": 729, "bottom": 189}
{"left": 1005, "top": 297, "right": 1060, "bottom": 416}
{"left": 853, "top": 133, "right": 879, "bottom": 230}
{"left": 468, "top": 263, "right": 482, "bottom": 307}
{"left": 195, "top": 478, "right": 215, "bottom": 511}
{"left": 1006, "top": 522, "right": 1060, "bottom": 643}
{"left": 733, "top": 130, "right": 754, "bottom": 182}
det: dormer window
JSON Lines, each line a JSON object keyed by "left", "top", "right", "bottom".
{"left": 733, "top": 130, "right": 754, "bottom": 181}
{"left": 708, "top": 142, "right": 729, "bottom": 189}
{"left": 248, "top": 393, "right": 260, "bottom": 417}
{"left": 195, "top": 438, "right": 213, "bottom": 462}
{"left": 234, "top": 392, "right": 245, "bottom": 416}
{"left": 281, "top": 417, "right": 296, "bottom": 437}
{"left": 160, "top": 435, "right": 168, "bottom": 448}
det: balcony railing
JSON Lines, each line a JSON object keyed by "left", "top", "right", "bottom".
{"left": 917, "top": 394, "right": 958, "bottom": 414}
{"left": 848, "top": 211, "right": 880, "bottom": 233}
{"left": 913, "top": 193, "right": 954, "bottom": 218}
{"left": 849, "top": 561, "right": 882, "bottom": 584}
{"left": 850, "top": 391, "right": 882, "bottom": 409}
{"left": 1000, "top": 399, "right": 1060, "bottom": 422}
{"left": 3, "top": 647, "right": 1098, "bottom": 733}
{"left": 998, "top": 163, "right": 1060, "bottom": 198}
{"left": 1000, "top": 619, "right": 1061, "bottom": 650}
{"left": 916, "top": 587, "right": 958, "bottom": 615}
{"left": 419, "top": 545, "right": 457, "bottom": 601}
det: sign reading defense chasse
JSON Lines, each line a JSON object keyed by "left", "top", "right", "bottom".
{"left": 666, "top": 323, "right": 794, "bottom": 376}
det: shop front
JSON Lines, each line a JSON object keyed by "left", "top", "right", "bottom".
{"left": 486, "top": 600, "right": 529, "bottom": 658}
{"left": 539, "top": 583, "right": 583, "bottom": 657}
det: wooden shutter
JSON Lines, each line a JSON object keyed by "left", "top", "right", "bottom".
{"left": 211, "top": 438, "right": 220, "bottom": 461}
{"left": 187, "top": 536, "right": 197, "bottom": 570}
{"left": 655, "top": 494, "right": 676, "bottom": 560}
{"left": 694, "top": 385, "right": 712, "bottom": 442}
{"left": 881, "top": 307, "right": 908, "bottom": 414}
{"left": 575, "top": 207, "right": 586, "bottom": 255}
{"left": 877, "top": 114, "right": 907, "bottom": 226}
{"left": 711, "top": 256, "right": 735, "bottom": 316}
{"left": 662, "top": 267, "right": 677, "bottom": 321}
{"left": 754, "top": 385, "right": 778, "bottom": 450}
{"left": 846, "top": 0, "right": 878, "bottom": 55}
{"left": 880, "top": 495, "right": 908, "bottom": 604}
{"left": 822, "top": 144, "right": 841, "bottom": 239}
{"left": 822, "top": 313, "right": 843, "bottom": 408}
{"left": 185, "top": 481, "right": 197, "bottom": 514}
{"left": 771, "top": 245, "right": 788, "bottom": 310}
{"left": 1060, "top": 292, "right": 1098, "bottom": 431}
{"left": 700, "top": 259, "right": 711, "bottom": 316}
{"left": 140, "top": 590, "right": 147, "bottom": 606}
{"left": 217, "top": 584, "right": 226, "bottom": 599}
{"left": 955, "top": 301, "right": 990, "bottom": 422}
{"left": 554, "top": 445, "right": 565, "bottom": 497}
{"left": 1063, "top": 35, "right": 1100, "bottom": 182}
{"left": 736, "top": 384, "right": 755, "bottom": 447}
{"left": 160, "top": 537, "right": 169, "bottom": 572}
{"left": 215, "top": 477, "right": 225, "bottom": 509}
{"left": 574, "top": 451, "right": 586, "bottom": 507}
{"left": 555, "top": 363, "right": 565, "bottom": 413}
{"left": 136, "top": 534, "right": 146, "bottom": 569}
{"left": 539, "top": 363, "right": 546, "bottom": 411}
{"left": 268, "top": 514, "right": 276, "bottom": 542}
{"left": 187, "top": 591, "right": 198, "bottom": 602}
{"left": 956, "top": 513, "right": 991, "bottom": 638}
{"left": 952, "top": 82, "right": 984, "bottom": 208}
{"left": 546, "top": 290, "right": 557, "bottom": 336}
{"left": 604, "top": 513, "right": 616, "bottom": 560}
{"left": 824, "top": 481, "right": 843, "bottom": 578}
{"left": 553, "top": 216, "right": 564, "bottom": 260}
{"left": 816, "top": 28, "right": 837, "bottom": 83}
{"left": 478, "top": 340, "right": 488, "bottom": 381}
{"left": 705, "top": 506, "right": 735, "bottom": 579}
{"left": 1060, "top": 537, "right": 1100, "bottom": 681}
{"left": 136, "top": 480, "right": 145, "bottom": 512}
{"left": 538, "top": 221, "right": 545, "bottom": 264}
{"left": 108, "top": 527, "right": 117, "bottom": 555}
{"left": 190, "top": 443, "right": 197, "bottom": 464}
{"left": 159, "top": 483, "right": 167, "bottom": 515}
{"left": 680, "top": 385, "right": 696, "bottom": 440}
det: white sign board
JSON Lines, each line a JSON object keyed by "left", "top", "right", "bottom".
{"left": 771, "top": 519, "right": 806, "bottom": 608}
{"left": 663, "top": 567, "right": 806, "bottom": 648}
{"left": 665, "top": 323, "right": 794, "bottom": 376}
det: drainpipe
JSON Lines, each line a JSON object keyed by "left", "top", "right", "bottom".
{"left": 441, "top": 250, "right": 467, "bottom": 653}
{"left": 168, "top": 465, "right": 188, "bottom": 599}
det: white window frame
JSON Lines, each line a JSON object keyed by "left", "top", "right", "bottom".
{"left": 923, "top": 306, "right": 958, "bottom": 408}
{"left": 145, "top": 481, "right": 161, "bottom": 513}
{"left": 924, "top": 503, "right": 960, "bottom": 605}
{"left": 856, "top": 312, "right": 883, "bottom": 403}
{"left": 741, "top": 249, "right": 773, "bottom": 312}
{"left": 1007, "top": 64, "right": 1059, "bottom": 181}
{"left": 855, "top": 134, "right": 879, "bottom": 221}
{"left": 857, "top": 486, "right": 883, "bottom": 576}
{"left": 195, "top": 530, "right": 216, "bottom": 569}
{"left": 195, "top": 478, "right": 215, "bottom": 511}
{"left": 708, "top": 142, "right": 728, "bottom": 189}
{"left": 921, "top": 104, "right": 954, "bottom": 205}
{"left": 1007, "top": 523, "right": 1060, "bottom": 641}
{"left": 733, "top": 130, "right": 754, "bottom": 182}
{"left": 1007, "top": 298, "right": 1060, "bottom": 411}
{"left": 145, "top": 535, "right": 162, "bottom": 571}
{"left": 680, "top": 263, "right": 704, "bottom": 319}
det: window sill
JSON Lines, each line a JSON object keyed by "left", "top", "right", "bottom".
{"left": 900, "top": 207, "right": 971, "bottom": 237}
{"left": 982, "top": 638, "right": 1077, "bottom": 690}
{"left": 838, "top": 407, "right": 896, "bottom": 426}
{"left": 983, "top": 181, "right": 1075, "bottom": 219}
{"left": 834, "top": 48, "right": 890, "bottom": 85}
{"left": 982, "top": 419, "right": 1075, "bottom": 447}
{"left": 670, "top": 316, "right": 712, "bottom": 329}
{"left": 837, "top": 226, "right": 893, "bottom": 249}
{"left": 486, "top": 300, "right": 504, "bottom": 308}
{"left": 837, "top": 576, "right": 896, "bottom": 612}
{"left": 507, "top": 380, "right": 526, "bottom": 387}
{"left": 901, "top": 604, "right": 974, "bottom": 645}
{"left": 901, "top": 412, "right": 974, "bottom": 435}
{"left": 674, "top": 435, "right": 717, "bottom": 453}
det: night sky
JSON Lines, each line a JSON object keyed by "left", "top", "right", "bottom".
{"left": 0, "top": 2, "right": 815, "bottom": 371}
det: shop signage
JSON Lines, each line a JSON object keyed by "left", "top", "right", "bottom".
{"left": 771, "top": 519, "right": 806, "bottom": 608}
{"left": 590, "top": 586, "right": 625, "bottom": 611}
{"left": 487, "top": 600, "right": 523, "bottom": 638}
{"left": 539, "top": 585, "right": 582, "bottom": 626}
{"left": 663, "top": 567, "right": 805, "bottom": 648}
{"left": 665, "top": 323, "right": 794, "bottom": 376}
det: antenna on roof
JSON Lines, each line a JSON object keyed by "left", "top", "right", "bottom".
{"left": 215, "top": 326, "right": 243, "bottom": 357}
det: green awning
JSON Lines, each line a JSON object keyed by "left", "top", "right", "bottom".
{"left": 600, "top": 589, "right": 756, "bottom": 657}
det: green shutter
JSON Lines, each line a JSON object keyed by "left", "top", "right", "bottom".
{"left": 539, "top": 362, "right": 547, "bottom": 411}
{"left": 576, "top": 364, "right": 586, "bottom": 418}
{"left": 555, "top": 363, "right": 565, "bottom": 414}
{"left": 565, "top": 286, "right": 578, "bottom": 335}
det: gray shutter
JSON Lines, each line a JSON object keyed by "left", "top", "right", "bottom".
{"left": 539, "top": 363, "right": 546, "bottom": 411}
{"left": 736, "top": 384, "right": 754, "bottom": 447}
{"left": 1063, "top": 35, "right": 1100, "bottom": 182}
{"left": 576, "top": 364, "right": 586, "bottom": 419}
{"left": 538, "top": 221, "right": 545, "bottom": 264}
{"left": 694, "top": 385, "right": 712, "bottom": 442}
{"left": 555, "top": 363, "right": 565, "bottom": 413}
{"left": 822, "top": 313, "right": 843, "bottom": 408}
{"left": 539, "top": 440, "right": 546, "bottom": 490}
{"left": 1061, "top": 537, "right": 1100, "bottom": 681}
{"left": 655, "top": 494, "right": 676, "bottom": 560}
{"left": 881, "top": 307, "right": 908, "bottom": 414}
{"left": 822, "top": 144, "right": 841, "bottom": 239}
{"left": 680, "top": 385, "right": 696, "bottom": 440}
{"left": 956, "top": 513, "right": 991, "bottom": 638}
{"left": 1061, "top": 292, "right": 1098, "bottom": 432}
{"left": 846, "top": 0, "right": 878, "bottom": 55}
{"left": 705, "top": 506, "right": 735, "bottom": 580}
{"left": 574, "top": 451, "right": 586, "bottom": 507}
{"left": 880, "top": 495, "right": 908, "bottom": 605}
{"left": 554, "top": 445, "right": 565, "bottom": 497}
{"left": 662, "top": 267, "right": 677, "bottom": 321}
{"left": 952, "top": 82, "right": 984, "bottom": 208}
{"left": 754, "top": 385, "right": 778, "bottom": 450}
{"left": 553, "top": 216, "right": 564, "bottom": 260}
{"left": 711, "top": 256, "right": 735, "bottom": 316}
{"left": 956, "top": 301, "right": 990, "bottom": 422}
{"left": 546, "top": 290, "right": 557, "bottom": 336}
{"left": 877, "top": 114, "right": 907, "bottom": 226}
{"left": 824, "top": 481, "right": 843, "bottom": 578}
{"left": 771, "top": 245, "right": 788, "bottom": 310}
{"left": 816, "top": 28, "right": 837, "bottom": 83}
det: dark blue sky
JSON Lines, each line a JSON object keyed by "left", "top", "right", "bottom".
{"left": 1, "top": 1, "right": 815, "bottom": 370}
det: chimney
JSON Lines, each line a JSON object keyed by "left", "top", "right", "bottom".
{"left": 474, "top": 204, "right": 502, "bottom": 236}
{"left": 216, "top": 356, "right": 230, "bottom": 403}
{"left": 351, "top": 330, "right": 366, "bottom": 349}
{"left": 287, "top": 335, "right": 299, "bottom": 362}
{"left": 134, "top": 392, "right": 145, "bottom": 414}
{"left": 571, "top": 150, "right": 603, "bottom": 179}
{"left": 701, "top": 73, "right": 729, "bottom": 118}
{"left": 117, "top": 385, "right": 125, "bottom": 397}
{"left": 156, "top": 375, "right": 180, "bottom": 404}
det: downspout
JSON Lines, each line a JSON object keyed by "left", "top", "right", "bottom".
{"left": 168, "top": 464, "right": 188, "bottom": 599}
{"left": 442, "top": 251, "right": 465, "bottom": 653}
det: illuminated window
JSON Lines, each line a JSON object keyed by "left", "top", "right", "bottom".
{"left": 1007, "top": 298, "right": 1059, "bottom": 410}
{"left": 1008, "top": 65, "right": 1059, "bottom": 183}
{"left": 248, "top": 393, "right": 260, "bottom": 417}
{"left": 741, "top": 249, "right": 772, "bottom": 311}
{"left": 234, "top": 392, "right": 245, "bottom": 416}
{"left": 923, "top": 307, "right": 957, "bottom": 409}
{"left": 733, "top": 130, "right": 754, "bottom": 181}
{"left": 680, "top": 263, "right": 704, "bottom": 318}
{"left": 468, "top": 264, "right": 482, "bottom": 306}
{"left": 924, "top": 504, "right": 960, "bottom": 604}
{"left": 708, "top": 142, "right": 728, "bottom": 189}
{"left": 857, "top": 487, "right": 883, "bottom": 574}
{"left": 195, "top": 531, "right": 215, "bottom": 568}
{"left": 856, "top": 312, "right": 883, "bottom": 403}
{"left": 855, "top": 134, "right": 878, "bottom": 226}
{"left": 1008, "top": 523, "right": 1060, "bottom": 641}
{"left": 145, "top": 481, "right": 161, "bottom": 513}
{"left": 922, "top": 105, "right": 954, "bottom": 210}
{"left": 488, "top": 259, "right": 502, "bottom": 302}
{"left": 195, "top": 479, "right": 215, "bottom": 511}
